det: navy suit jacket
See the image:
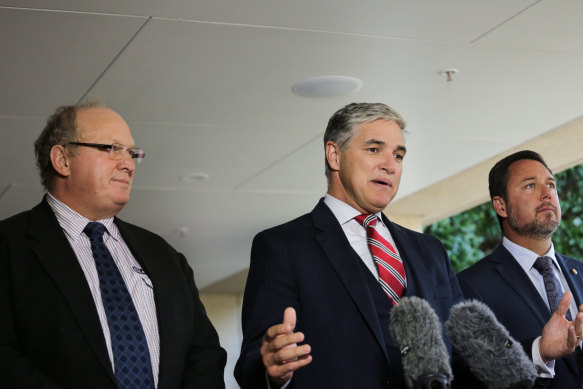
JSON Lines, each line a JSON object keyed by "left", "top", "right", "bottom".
{"left": 234, "top": 199, "right": 464, "bottom": 389}
{"left": 0, "top": 198, "right": 226, "bottom": 388}
{"left": 458, "top": 244, "right": 583, "bottom": 389}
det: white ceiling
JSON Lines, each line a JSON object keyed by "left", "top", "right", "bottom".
{"left": 1, "top": 0, "right": 582, "bottom": 289}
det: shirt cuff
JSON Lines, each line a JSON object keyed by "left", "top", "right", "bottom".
{"left": 532, "top": 336, "right": 555, "bottom": 378}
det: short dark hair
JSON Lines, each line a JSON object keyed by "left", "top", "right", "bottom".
{"left": 488, "top": 150, "right": 551, "bottom": 228}
{"left": 323, "top": 102, "right": 406, "bottom": 178}
{"left": 34, "top": 100, "right": 104, "bottom": 191}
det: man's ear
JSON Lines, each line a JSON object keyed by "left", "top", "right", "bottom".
{"left": 325, "top": 141, "right": 340, "bottom": 172}
{"left": 50, "top": 145, "right": 72, "bottom": 177}
{"left": 492, "top": 196, "right": 507, "bottom": 218}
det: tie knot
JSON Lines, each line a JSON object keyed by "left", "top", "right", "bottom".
{"left": 355, "top": 214, "right": 377, "bottom": 228}
{"left": 84, "top": 222, "right": 107, "bottom": 241}
{"left": 533, "top": 256, "right": 554, "bottom": 275}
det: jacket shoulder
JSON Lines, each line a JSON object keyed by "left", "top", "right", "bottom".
{"left": 0, "top": 207, "right": 37, "bottom": 238}
{"left": 457, "top": 250, "right": 500, "bottom": 282}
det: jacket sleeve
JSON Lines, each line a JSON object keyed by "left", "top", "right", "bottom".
{"left": 234, "top": 229, "right": 300, "bottom": 389}
{"left": 0, "top": 225, "right": 65, "bottom": 388}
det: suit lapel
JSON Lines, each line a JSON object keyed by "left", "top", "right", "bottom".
{"left": 311, "top": 200, "right": 390, "bottom": 363}
{"left": 115, "top": 219, "right": 172, "bottom": 388}
{"left": 488, "top": 245, "right": 583, "bottom": 376}
{"left": 490, "top": 245, "right": 551, "bottom": 326}
{"left": 28, "top": 200, "right": 114, "bottom": 380}
{"left": 384, "top": 219, "right": 423, "bottom": 299}
{"left": 557, "top": 253, "right": 583, "bottom": 307}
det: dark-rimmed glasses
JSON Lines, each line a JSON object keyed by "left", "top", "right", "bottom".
{"left": 66, "top": 142, "right": 145, "bottom": 164}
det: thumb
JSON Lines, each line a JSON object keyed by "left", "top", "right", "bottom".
{"left": 283, "top": 307, "right": 296, "bottom": 331}
{"left": 557, "top": 291, "right": 573, "bottom": 317}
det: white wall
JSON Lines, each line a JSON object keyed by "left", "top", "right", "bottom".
{"left": 200, "top": 293, "right": 244, "bottom": 389}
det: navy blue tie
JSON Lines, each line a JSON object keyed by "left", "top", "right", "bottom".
{"left": 533, "top": 256, "right": 572, "bottom": 321}
{"left": 84, "top": 222, "right": 155, "bottom": 389}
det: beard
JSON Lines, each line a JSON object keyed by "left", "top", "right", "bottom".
{"left": 506, "top": 202, "right": 560, "bottom": 240}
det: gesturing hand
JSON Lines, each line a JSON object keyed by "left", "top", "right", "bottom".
{"left": 260, "top": 307, "right": 312, "bottom": 388}
{"left": 540, "top": 291, "right": 583, "bottom": 362}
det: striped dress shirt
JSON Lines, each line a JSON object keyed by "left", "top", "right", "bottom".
{"left": 47, "top": 193, "right": 160, "bottom": 387}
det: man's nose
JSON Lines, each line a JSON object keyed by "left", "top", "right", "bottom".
{"left": 119, "top": 153, "right": 135, "bottom": 171}
{"left": 541, "top": 185, "right": 552, "bottom": 199}
{"left": 380, "top": 154, "right": 396, "bottom": 174}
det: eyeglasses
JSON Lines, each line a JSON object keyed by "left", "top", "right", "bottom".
{"left": 66, "top": 142, "right": 146, "bottom": 164}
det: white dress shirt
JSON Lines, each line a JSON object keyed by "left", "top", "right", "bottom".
{"left": 324, "top": 194, "right": 404, "bottom": 282}
{"left": 47, "top": 193, "right": 160, "bottom": 387}
{"left": 503, "top": 237, "right": 577, "bottom": 378}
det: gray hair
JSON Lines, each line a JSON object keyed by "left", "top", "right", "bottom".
{"left": 34, "top": 99, "right": 106, "bottom": 191}
{"left": 323, "top": 102, "right": 407, "bottom": 178}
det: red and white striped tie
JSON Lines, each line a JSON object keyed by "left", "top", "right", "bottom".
{"left": 355, "top": 214, "right": 406, "bottom": 306}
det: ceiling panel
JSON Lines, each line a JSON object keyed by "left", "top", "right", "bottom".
{"left": 129, "top": 120, "right": 321, "bottom": 190}
{"left": 1, "top": 1, "right": 536, "bottom": 43}
{"left": 477, "top": 0, "right": 583, "bottom": 54}
{"left": 0, "top": 8, "right": 146, "bottom": 116}
{"left": 1, "top": 1, "right": 582, "bottom": 290}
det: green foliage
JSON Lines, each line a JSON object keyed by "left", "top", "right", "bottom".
{"left": 552, "top": 164, "right": 583, "bottom": 259}
{"left": 424, "top": 163, "right": 583, "bottom": 273}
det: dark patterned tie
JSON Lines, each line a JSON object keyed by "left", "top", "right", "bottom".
{"left": 533, "top": 255, "right": 572, "bottom": 321}
{"left": 84, "top": 222, "right": 155, "bottom": 389}
{"left": 355, "top": 214, "right": 407, "bottom": 306}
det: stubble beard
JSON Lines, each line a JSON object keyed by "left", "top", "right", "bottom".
{"left": 506, "top": 203, "right": 560, "bottom": 240}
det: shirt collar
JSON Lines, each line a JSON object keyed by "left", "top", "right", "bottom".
{"left": 46, "top": 193, "right": 119, "bottom": 242}
{"left": 324, "top": 194, "right": 385, "bottom": 227}
{"left": 502, "top": 236, "right": 559, "bottom": 274}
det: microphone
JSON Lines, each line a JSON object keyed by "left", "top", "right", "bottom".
{"left": 389, "top": 296, "right": 453, "bottom": 389}
{"left": 445, "top": 300, "right": 537, "bottom": 389}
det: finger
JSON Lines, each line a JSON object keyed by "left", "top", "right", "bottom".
{"left": 556, "top": 291, "right": 573, "bottom": 316}
{"left": 283, "top": 307, "right": 296, "bottom": 330}
{"left": 566, "top": 325, "right": 578, "bottom": 350}
{"left": 264, "top": 332, "right": 305, "bottom": 353}
{"left": 263, "top": 326, "right": 288, "bottom": 343}
{"left": 271, "top": 344, "right": 311, "bottom": 365}
{"left": 267, "top": 354, "right": 313, "bottom": 377}
{"left": 575, "top": 312, "right": 583, "bottom": 340}
{"left": 264, "top": 307, "right": 298, "bottom": 342}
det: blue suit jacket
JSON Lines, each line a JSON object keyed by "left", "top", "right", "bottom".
{"left": 0, "top": 198, "right": 226, "bottom": 388}
{"left": 458, "top": 244, "right": 583, "bottom": 389}
{"left": 234, "top": 199, "right": 464, "bottom": 388}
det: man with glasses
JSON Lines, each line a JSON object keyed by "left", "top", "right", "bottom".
{"left": 0, "top": 101, "right": 226, "bottom": 388}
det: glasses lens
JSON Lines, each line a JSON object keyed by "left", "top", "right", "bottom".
{"left": 132, "top": 148, "right": 145, "bottom": 164}
{"left": 110, "top": 144, "right": 125, "bottom": 159}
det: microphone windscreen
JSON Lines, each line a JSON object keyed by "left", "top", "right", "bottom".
{"left": 389, "top": 296, "right": 453, "bottom": 388}
{"left": 445, "top": 300, "right": 537, "bottom": 389}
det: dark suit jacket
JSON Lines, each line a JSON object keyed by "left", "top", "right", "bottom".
{"left": 458, "top": 244, "right": 583, "bottom": 389}
{"left": 0, "top": 198, "right": 226, "bottom": 389}
{"left": 234, "top": 199, "right": 464, "bottom": 389}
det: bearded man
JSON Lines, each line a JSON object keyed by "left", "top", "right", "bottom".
{"left": 458, "top": 150, "right": 583, "bottom": 389}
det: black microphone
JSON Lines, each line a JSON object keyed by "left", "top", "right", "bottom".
{"left": 389, "top": 296, "right": 453, "bottom": 389}
{"left": 445, "top": 300, "right": 537, "bottom": 389}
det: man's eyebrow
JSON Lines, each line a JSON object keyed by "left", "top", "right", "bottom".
{"left": 520, "top": 175, "right": 556, "bottom": 183}
{"left": 362, "top": 139, "right": 407, "bottom": 153}
{"left": 364, "top": 139, "right": 385, "bottom": 146}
